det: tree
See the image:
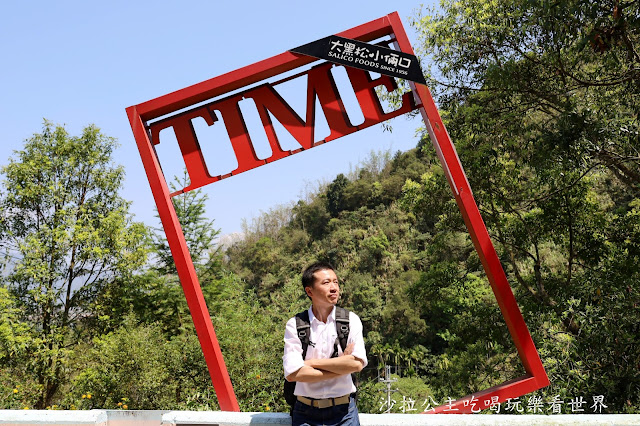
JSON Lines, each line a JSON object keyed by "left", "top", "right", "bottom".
{"left": 144, "top": 170, "right": 222, "bottom": 334}
{"left": 406, "top": 0, "right": 639, "bottom": 411}
{"left": 0, "top": 121, "right": 149, "bottom": 408}
{"left": 0, "top": 287, "right": 39, "bottom": 409}
{"left": 413, "top": 0, "right": 639, "bottom": 191}
{"left": 153, "top": 170, "right": 220, "bottom": 276}
{"left": 326, "top": 174, "right": 349, "bottom": 217}
{"left": 67, "top": 315, "right": 211, "bottom": 410}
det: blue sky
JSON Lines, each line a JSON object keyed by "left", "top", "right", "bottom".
{"left": 0, "top": 1, "right": 436, "bottom": 238}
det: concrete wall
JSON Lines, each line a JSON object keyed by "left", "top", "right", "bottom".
{"left": 1, "top": 410, "right": 639, "bottom": 426}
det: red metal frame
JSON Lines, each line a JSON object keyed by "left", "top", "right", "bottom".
{"left": 126, "top": 12, "right": 549, "bottom": 413}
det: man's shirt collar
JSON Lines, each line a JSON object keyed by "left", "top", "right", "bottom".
{"left": 308, "top": 305, "right": 336, "bottom": 325}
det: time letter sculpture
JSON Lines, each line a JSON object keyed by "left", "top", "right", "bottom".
{"left": 126, "top": 12, "right": 549, "bottom": 413}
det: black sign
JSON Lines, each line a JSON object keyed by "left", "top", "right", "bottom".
{"left": 290, "top": 35, "right": 426, "bottom": 85}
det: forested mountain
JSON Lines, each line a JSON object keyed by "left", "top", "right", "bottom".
{"left": 1, "top": 0, "right": 638, "bottom": 415}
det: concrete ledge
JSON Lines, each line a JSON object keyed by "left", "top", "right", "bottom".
{"left": 0, "top": 411, "right": 165, "bottom": 426}
{"left": 362, "top": 414, "right": 640, "bottom": 425}
{"left": 163, "top": 411, "right": 290, "bottom": 425}
{"left": 0, "top": 410, "right": 107, "bottom": 426}
{"left": 1, "top": 411, "right": 639, "bottom": 426}
{"left": 163, "top": 411, "right": 640, "bottom": 425}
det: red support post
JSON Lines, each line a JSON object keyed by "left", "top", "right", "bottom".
{"left": 126, "top": 106, "right": 240, "bottom": 412}
{"left": 386, "top": 12, "right": 549, "bottom": 413}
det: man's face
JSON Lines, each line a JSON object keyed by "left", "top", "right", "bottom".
{"left": 306, "top": 268, "right": 340, "bottom": 308}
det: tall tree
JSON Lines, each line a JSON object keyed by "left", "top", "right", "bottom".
{"left": 144, "top": 170, "right": 221, "bottom": 335}
{"left": 413, "top": 0, "right": 639, "bottom": 191}
{"left": 0, "top": 121, "right": 149, "bottom": 408}
{"left": 153, "top": 170, "right": 220, "bottom": 276}
{"left": 406, "top": 0, "right": 639, "bottom": 410}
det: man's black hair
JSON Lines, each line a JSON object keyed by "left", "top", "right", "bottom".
{"left": 301, "top": 261, "right": 336, "bottom": 295}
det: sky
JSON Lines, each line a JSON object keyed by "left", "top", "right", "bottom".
{"left": 0, "top": 1, "right": 436, "bottom": 239}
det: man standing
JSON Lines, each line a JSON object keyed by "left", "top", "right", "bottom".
{"left": 283, "top": 261, "right": 367, "bottom": 426}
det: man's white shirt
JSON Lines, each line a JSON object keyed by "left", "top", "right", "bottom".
{"left": 283, "top": 306, "right": 368, "bottom": 399}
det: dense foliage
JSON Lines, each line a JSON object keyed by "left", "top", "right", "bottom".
{"left": 0, "top": 122, "right": 149, "bottom": 408}
{"left": 1, "top": 0, "right": 638, "bottom": 414}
